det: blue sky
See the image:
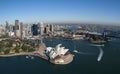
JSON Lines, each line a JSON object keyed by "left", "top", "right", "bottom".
{"left": 0, "top": 0, "right": 120, "bottom": 25}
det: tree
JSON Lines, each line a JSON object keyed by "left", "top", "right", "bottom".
{"left": 28, "top": 48, "right": 35, "bottom": 52}
{"left": 6, "top": 42, "right": 12, "bottom": 47}
{"left": 4, "top": 49, "right": 10, "bottom": 54}
{"left": 15, "top": 46, "right": 20, "bottom": 53}
{"left": 21, "top": 44, "right": 28, "bottom": 52}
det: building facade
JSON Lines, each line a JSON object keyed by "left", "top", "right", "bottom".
{"left": 15, "top": 20, "right": 22, "bottom": 38}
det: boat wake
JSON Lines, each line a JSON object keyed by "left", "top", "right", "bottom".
{"left": 90, "top": 44, "right": 104, "bottom": 47}
{"left": 89, "top": 44, "right": 104, "bottom": 61}
{"left": 73, "top": 50, "right": 94, "bottom": 55}
{"left": 97, "top": 47, "right": 104, "bottom": 61}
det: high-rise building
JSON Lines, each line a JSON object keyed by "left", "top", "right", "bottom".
{"left": 31, "top": 24, "right": 38, "bottom": 36}
{"left": 8, "top": 25, "right": 15, "bottom": 37}
{"left": 15, "top": 20, "right": 22, "bottom": 38}
{"left": 5, "top": 21, "right": 10, "bottom": 32}
{"left": 39, "top": 22, "right": 44, "bottom": 35}
{"left": 45, "top": 24, "right": 50, "bottom": 34}
{"left": 0, "top": 25, "right": 5, "bottom": 36}
{"left": 15, "top": 20, "right": 19, "bottom": 30}
{"left": 26, "top": 24, "right": 32, "bottom": 36}
{"left": 20, "top": 22, "right": 23, "bottom": 37}
{"left": 9, "top": 25, "right": 14, "bottom": 32}
{"left": 50, "top": 24, "right": 54, "bottom": 32}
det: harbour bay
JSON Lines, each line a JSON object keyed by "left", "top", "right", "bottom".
{"left": 0, "top": 38, "right": 120, "bottom": 74}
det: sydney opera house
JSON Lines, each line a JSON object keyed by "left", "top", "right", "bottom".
{"left": 45, "top": 44, "right": 74, "bottom": 64}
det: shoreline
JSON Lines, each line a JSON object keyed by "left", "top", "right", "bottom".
{"left": 0, "top": 52, "right": 49, "bottom": 61}
{"left": 0, "top": 52, "right": 33, "bottom": 57}
{"left": 0, "top": 43, "right": 73, "bottom": 65}
{"left": 0, "top": 52, "right": 73, "bottom": 65}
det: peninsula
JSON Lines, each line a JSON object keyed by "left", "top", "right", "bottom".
{"left": 0, "top": 38, "right": 74, "bottom": 65}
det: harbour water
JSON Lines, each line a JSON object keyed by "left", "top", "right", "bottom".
{"left": 0, "top": 38, "right": 120, "bottom": 74}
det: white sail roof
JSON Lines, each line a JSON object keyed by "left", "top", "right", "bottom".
{"left": 46, "top": 44, "right": 69, "bottom": 59}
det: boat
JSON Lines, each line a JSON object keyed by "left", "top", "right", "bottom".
{"left": 31, "top": 56, "right": 34, "bottom": 59}
{"left": 26, "top": 56, "right": 29, "bottom": 59}
{"left": 73, "top": 50, "right": 79, "bottom": 53}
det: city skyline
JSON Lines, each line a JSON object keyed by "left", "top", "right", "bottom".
{"left": 0, "top": 0, "right": 120, "bottom": 25}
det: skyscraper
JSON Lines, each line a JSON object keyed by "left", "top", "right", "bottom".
{"left": 45, "top": 24, "right": 50, "bottom": 34}
{"left": 39, "top": 22, "right": 44, "bottom": 35}
{"left": 5, "top": 21, "right": 9, "bottom": 33}
{"left": 50, "top": 24, "right": 54, "bottom": 32}
{"left": 31, "top": 24, "right": 38, "bottom": 36}
{"left": 15, "top": 20, "right": 22, "bottom": 38}
{"left": 15, "top": 20, "right": 19, "bottom": 30}
{"left": 26, "top": 24, "right": 32, "bottom": 36}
